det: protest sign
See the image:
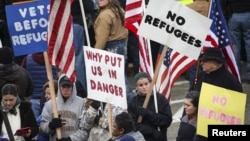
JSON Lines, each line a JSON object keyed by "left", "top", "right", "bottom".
{"left": 6, "top": 0, "right": 49, "bottom": 56}
{"left": 84, "top": 47, "right": 127, "bottom": 108}
{"left": 138, "top": 0, "right": 212, "bottom": 59}
{"left": 197, "top": 83, "right": 247, "bottom": 137}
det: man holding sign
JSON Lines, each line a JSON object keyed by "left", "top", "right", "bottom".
{"left": 190, "top": 48, "right": 243, "bottom": 141}
{"left": 190, "top": 48, "right": 242, "bottom": 93}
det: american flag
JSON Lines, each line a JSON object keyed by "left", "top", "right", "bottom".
{"left": 204, "top": 0, "right": 240, "bottom": 80}
{"left": 48, "top": 0, "right": 76, "bottom": 81}
{"left": 155, "top": 47, "right": 197, "bottom": 101}
{"left": 125, "top": 0, "right": 152, "bottom": 77}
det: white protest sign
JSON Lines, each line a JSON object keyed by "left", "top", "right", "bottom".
{"left": 138, "top": 0, "right": 212, "bottom": 59}
{"left": 84, "top": 47, "right": 127, "bottom": 109}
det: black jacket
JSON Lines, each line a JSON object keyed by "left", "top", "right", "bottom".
{"left": 71, "top": 0, "right": 94, "bottom": 25}
{"left": 190, "top": 65, "right": 243, "bottom": 93}
{"left": 128, "top": 93, "right": 172, "bottom": 141}
{"left": 190, "top": 65, "right": 243, "bottom": 141}
{"left": 0, "top": 63, "right": 33, "bottom": 100}
{"left": 0, "top": 0, "right": 12, "bottom": 21}
{"left": 0, "top": 101, "right": 39, "bottom": 140}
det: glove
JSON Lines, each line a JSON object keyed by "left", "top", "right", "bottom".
{"left": 49, "top": 118, "right": 63, "bottom": 130}
{"left": 56, "top": 137, "right": 71, "bottom": 141}
{"left": 91, "top": 100, "right": 100, "bottom": 110}
{"left": 153, "top": 130, "right": 164, "bottom": 141}
{"left": 94, "top": 110, "right": 102, "bottom": 125}
{"left": 138, "top": 107, "right": 153, "bottom": 117}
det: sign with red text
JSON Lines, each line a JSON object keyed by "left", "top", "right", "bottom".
{"left": 84, "top": 47, "right": 127, "bottom": 108}
{"left": 138, "top": 0, "right": 212, "bottom": 60}
{"left": 197, "top": 83, "right": 246, "bottom": 137}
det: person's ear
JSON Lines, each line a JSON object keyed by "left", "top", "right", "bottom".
{"left": 120, "top": 128, "right": 125, "bottom": 134}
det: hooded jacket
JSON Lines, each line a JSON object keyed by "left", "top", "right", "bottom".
{"left": 40, "top": 74, "right": 85, "bottom": 141}
{"left": 0, "top": 63, "right": 33, "bottom": 100}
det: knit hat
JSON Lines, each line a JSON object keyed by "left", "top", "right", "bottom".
{"left": 120, "top": 135, "right": 136, "bottom": 141}
{"left": 134, "top": 72, "right": 150, "bottom": 83}
{"left": 0, "top": 47, "right": 14, "bottom": 64}
{"left": 198, "top": 48, "right": 226, "bottom": 63}
{"left": 59, "top": 76, "right": 73, "bottom": 87}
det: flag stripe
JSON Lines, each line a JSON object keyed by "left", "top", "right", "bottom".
{"left": 125, "top": 0, "right": 152, "bottom": 78}
{"left": 48, "top": 0, "right": 76, "bottom": 81}
{"left": 125, "top": 0, "right": 198, "bottom": 101}
{"left": 205, "top": 0, "right": 240, "bottom": 81}
{"left": 156, "top": 48, "right": 196, "bottom": 101}
{"left": 138, "top": 36, "right": 151, "bottom": 76}
{"left": 125, "top": 0, "right": 143, "bottom": 34}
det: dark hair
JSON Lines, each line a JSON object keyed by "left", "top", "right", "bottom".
{"left": 43, "top": 80, "right": 58, "bottom": 94}
{"left": 115, "top": 112, "right": 135, "bottom": 134}
{"left": 185, "top": 91, "right": 200, "bottom": 107}
{"left": 1, "top": 84, "right": 20, "bottom": 97}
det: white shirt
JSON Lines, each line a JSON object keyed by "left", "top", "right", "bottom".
{"left": 1, "top": 106, "right": 25, "bottom": 141}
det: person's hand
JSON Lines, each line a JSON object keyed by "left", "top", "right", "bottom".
{"left": 138, "top": 107, "right": 153, "bottom": 117}
{"left": 56, "top": 137, "right": 71, "bottom": 141}
{"left": 22, "top": 129, "right": 31, "bottom": 138}
{"left": 49, "top": 117, "right": 64, "bottom": 130}
{"left": 91, "top": 100, "right": 100, "bottom": 110}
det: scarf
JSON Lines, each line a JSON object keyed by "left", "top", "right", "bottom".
{"left": 1, "top": 97, "right": 21, "bottom": 115}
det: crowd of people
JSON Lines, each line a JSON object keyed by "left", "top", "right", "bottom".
{"left": 0, "top": 0, "right": 249, "bottom": 141}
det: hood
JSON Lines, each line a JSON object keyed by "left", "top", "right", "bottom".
{"left": 57, "top": 74, "right": 77, "bottom": 103}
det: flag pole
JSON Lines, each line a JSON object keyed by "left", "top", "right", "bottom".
{"left": 193, "top": 0, "right": 211, "bottom": 89}
{"left": 43, "top": 52, "right": 62, "bottom": 139}
{"left": 107, "top": 103, "right": 112, "bottom": 138}
{"left": 146, "top": 39, "right": 159, "bottom": 113}
{"left": 142, "top": 0, "right": 159, "bottom": 113}
{"left": 79, "top": 0, "right": 91, "bottom": 46}
{"left": 138, "top": 45, "right": 168, "bottom": 123}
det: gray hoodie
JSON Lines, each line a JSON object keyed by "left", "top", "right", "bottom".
{"left": 40, "top": 74, "right": 85, "bottom": 141}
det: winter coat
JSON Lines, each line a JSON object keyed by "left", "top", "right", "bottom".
{"left": 94, "top": 6, "right": 128, "bottom": 49}
{"left": 128, "top": 93, "right": 173, "bottom": 141}
{"left": 176, "top": 115, "right": 196, "bottom": 141}
{"left": 191, "top": 65, "right": 243, "bottom": 92}
{"left": 0, "top": 101, "right": 39, "bottom": 141}
{"left": 24, "top": 53, "right": 57, "bottom": 99}
{"left": 0, "top": 63, "right": 33, "bottom": 100}
{"left": 40, "top": 75, "right": 85, "bottom": 141}
{"left": 87, "top": 104, "right": 127, "bottom": 141}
